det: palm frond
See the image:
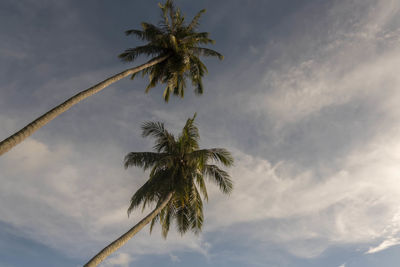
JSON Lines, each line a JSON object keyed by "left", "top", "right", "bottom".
{"left": 204, "top": 165, "right": 233, "bottom": 194}
{"left": 180, "top": 32, "right": 214, "bottom": 45}
{"left": 187, "top": 9, "right": 206, "bottom": 31}
{"left": 149, "top": 214, "right": 159, "bottom": 234}
{"left": 118, "top": 45, "right": 165, "bottom": 62}
{"left": 124, "top": 152, "right": 167, "bottom": 170}
{"left": 125, "top": 23, "right": 164, "bottom": 43}
{"left": 125, "top": 29, "right": 146, "bottom": 39}
{"left": 195, "top": 172, "right": 208, "bottom": 201}
{"left": 128, "top": 170, "right": 171, "bottom": 215}
{"left": 163, "top": 85, "right": 172, "bottom": 102}
{"left": 178, "top": 114, "right": 199, "bottom": 151}
{"left": 204, "top": 164, "right": 233, "bottom": 194}
{"left": 194, "top": 79, "right": 203, "bottom": 95}
{"left": 189, "top": 183, "right": 204, "bottom": 233}
{"left": 141, "top": 121, "right": 176, "bottom": 152}
{"left": 160, "top": 203, "right": 173, "bottom": 238}
{"left": 175, "top": 204, "right": 191, "bottom": 235}
{"left": 189, "top": 148, "right": 234, "bottom": 167}
{"left": 190, "top": 47, "right": 223, "bottom": 60}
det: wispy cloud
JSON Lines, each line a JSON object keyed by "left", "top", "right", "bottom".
{"left": 366, "top": 210, "right": 400, "bottom": 254}
{"left": 203, "top": 127, "right": 400, "bottom": 258}
{"left": 243, "top": 0, "right": 400, "bottom": 126}
{"left": 366, "top": 238, "right": 400, "bottom": 254}
{"left": 100, "top": 252, "right": 133, "bottom": 267}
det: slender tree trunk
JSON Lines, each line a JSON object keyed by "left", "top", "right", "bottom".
{"left": 83, "top": 192, "right": 173, "bottom": 267}
{"left": 0, "top": 55, "right": 169, "bottom": 156}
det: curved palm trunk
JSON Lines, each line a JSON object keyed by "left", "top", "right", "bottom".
{"left": 83, "top": 192, "right": 173, "bottom": 267}
{"left": 0, "top": 55, "right": 169, "bottom": 156}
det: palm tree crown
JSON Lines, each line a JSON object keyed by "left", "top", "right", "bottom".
{"left": 124, "top": 114, "right": 233, "bottom": 237}
{"left": 119, "top": 0, "right": 223, "bottom": 101}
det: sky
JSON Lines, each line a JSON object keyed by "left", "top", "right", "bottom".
{"left": 1, "top": 0, "right": 400, "bottom": 266}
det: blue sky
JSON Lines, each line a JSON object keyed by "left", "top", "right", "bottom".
{"left": 1, "top": 0, "right": 400, "bottom": 266}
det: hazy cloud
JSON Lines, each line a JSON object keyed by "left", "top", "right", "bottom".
{"left": 100, "top": 252, "right": 133, "bottom": 267}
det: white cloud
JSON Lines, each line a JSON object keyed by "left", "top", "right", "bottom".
{"left": 100, "top": 252, "right": 133, "bottom": 267}
{"left": 203, "top": 126, "right": 400, "bottom": 257}
{"left": 366, "top": 237, "right": 400, "bottom": 254}
{"left": 241, "top": 0, "right": 400, "bottom": 126}
{"left": 258, "top": 50, "right": 400, "bottom": 125}
{"left": 366, "top": 210, "right": 400, "bottom": 254}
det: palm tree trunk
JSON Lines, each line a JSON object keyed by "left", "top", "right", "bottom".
{"left": 0, "top": 55, "right": 169, "bottom": 156}
{"left": 83, "top": 192, "right": 173, "bottom": 267}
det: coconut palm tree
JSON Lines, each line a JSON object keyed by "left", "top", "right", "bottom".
{"left": 0, "top": 0, "right": 223, "bottom": 156}
{"left": 83, "top": 114, "right": 233, "bottom": 267}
